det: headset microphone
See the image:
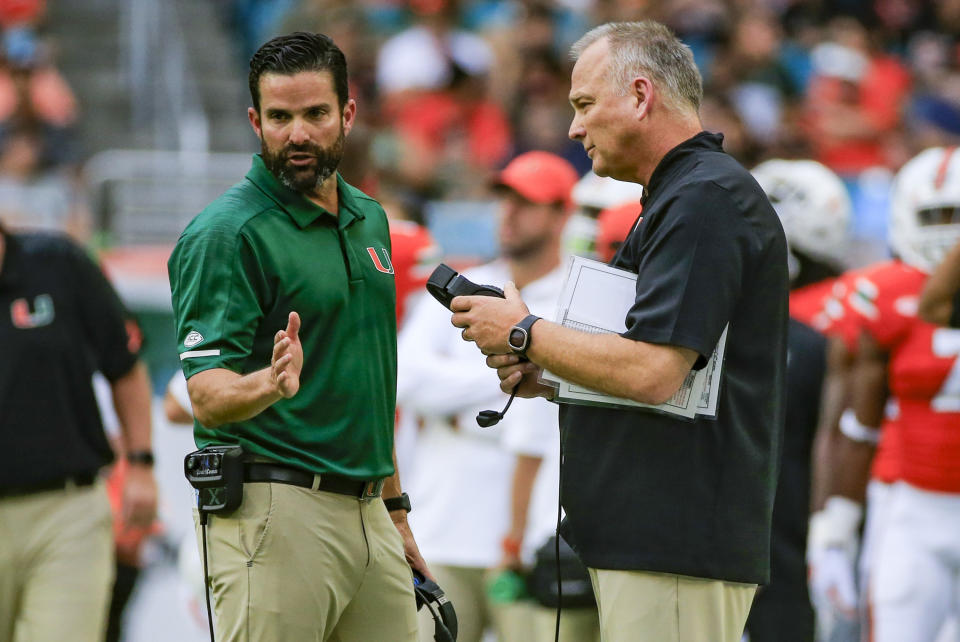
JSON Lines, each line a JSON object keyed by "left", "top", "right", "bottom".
{"left": 476, "top": 385, "right": 519, "bottom": 427}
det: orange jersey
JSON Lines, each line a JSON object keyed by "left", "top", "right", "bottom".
{"left": 389, "top": 220, "right": 440, "bottom": 326}
{"left": 848, "top": 260, "right": 960, "bottom": 492}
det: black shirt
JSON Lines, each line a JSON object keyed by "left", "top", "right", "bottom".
{"left": 559, "top": 132, "right": 789, "bottom": 584}
{"left": 0, "top": 231, "right": 137, "bottom": 487}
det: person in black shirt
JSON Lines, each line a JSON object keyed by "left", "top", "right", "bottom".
{"left": 0, "top": 222, "right": 157, "bottom": 642}
{"left": 451, "top": 20, "right": 788, "bottom": 642}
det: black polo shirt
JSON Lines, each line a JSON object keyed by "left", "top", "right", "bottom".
{"left": 559, "top": 132, "right": 789, "bottom": 584}
{"left": 0, "top": 231, "right": 137, "bottom": 487}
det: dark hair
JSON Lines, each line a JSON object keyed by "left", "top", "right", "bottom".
{"left": 248, "top": 32, "right": 349, "bottom": 113}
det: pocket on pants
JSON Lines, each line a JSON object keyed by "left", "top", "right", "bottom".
{"left": 237, "top": 482, "right": 275, "bottom": 561}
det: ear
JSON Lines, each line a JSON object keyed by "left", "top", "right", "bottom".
{"left": 631, "top": 76, "right": 654, "bottom": 121}
{"left": 248, "top": 107, "right": 262, "bottom": 141}
{"left": 341, "top": 98, "right": 357, "bottom": 137}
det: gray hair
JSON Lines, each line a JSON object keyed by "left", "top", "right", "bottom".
{"left": 570, "top": 21, "right": 702, "bottom": 113}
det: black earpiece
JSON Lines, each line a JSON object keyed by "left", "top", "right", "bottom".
{"left": 476, "top": 385, "right": 518, "bottom": 427}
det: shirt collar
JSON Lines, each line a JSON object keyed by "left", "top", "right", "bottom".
{"left": 245, "top": 154, "right": 365, "bottom": 230}
{"left": 644, "top": 131, "right": 724, "bottom": 201}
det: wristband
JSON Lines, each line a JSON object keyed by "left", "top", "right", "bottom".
{"left": 839, "top": 409, "right": 881, "bottom": 444}
{"left": 501, "top": 535, "right": 522, "bottom": 557}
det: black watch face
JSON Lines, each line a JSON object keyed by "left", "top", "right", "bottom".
{"left": 509, "top": 328, "right": 527, "bottom": 351}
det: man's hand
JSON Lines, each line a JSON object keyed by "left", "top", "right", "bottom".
{"left": 451, "top": 282, "right": 529, "bottom": 355}
{"left": 122, "top": 464, "right": 158, "bottom": 529}
{"left": 391, "top": 513, "right": 435, "bottom": 582}
{"left": 272, "top": 311, "right": 303, "bottom": 398}
{"left": 486, "top": 353, "right": 554, "bottom": 398}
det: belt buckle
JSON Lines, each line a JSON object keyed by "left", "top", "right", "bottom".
{"left": 362, "top": 478, "right": 384, "bottom": 501}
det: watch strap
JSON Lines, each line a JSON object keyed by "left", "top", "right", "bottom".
{"left": 126, "top": 450, "right": 155, "bottom": 466}
{"left": 509, "top": 314, "right": 541, "bottom": 357}
{"left": 384, "top": 492, "right": 412, "bottom": 513}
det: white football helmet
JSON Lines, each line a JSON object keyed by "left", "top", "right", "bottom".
{"left": 571, "top": 171, "right": 646, "bottom": 214}
{"left": 752, "top": 159, "right": 852, "bottom": 272}
{"left": 889, "top": 146, "right": 960, "bottom": 273}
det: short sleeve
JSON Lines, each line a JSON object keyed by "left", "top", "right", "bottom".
{"left": 169, "top": 225, "right": 268, "bottom": 378}
{"left": 847, "top": 264, "right": 916, "bottom": 350}
{"left": 67, "top": 241, "right": 138, "bottom": 380}
{"left": 621, "top": 182, "right": 748, "bottom": 368}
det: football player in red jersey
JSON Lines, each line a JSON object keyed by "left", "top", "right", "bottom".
{"left": 749, "top": 159, "right": 854, "bottom": 642}
{"left": 842, "top": 147, "right": 960, "bottom": 642}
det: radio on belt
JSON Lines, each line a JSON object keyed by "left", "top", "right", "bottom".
{"left": 184, "top": 445, "right": 244, "bottom": 514}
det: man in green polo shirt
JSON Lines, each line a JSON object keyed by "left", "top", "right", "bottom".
{"left": 168, "top": 32, "right": 426, "bottom": 641}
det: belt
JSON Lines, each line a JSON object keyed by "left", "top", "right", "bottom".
{"left": 243, "top": 463, "right": 384, "bottom": 499}
{"left": 0, "top": 472, "right": 97, "bottom": 499}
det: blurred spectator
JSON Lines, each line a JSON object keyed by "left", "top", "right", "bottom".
{"left": 709, "top": 11, "right": 802, "bottom": 149}
{"left": 802, "top": 16, "right": 912, "bottom": 175}
{"left": 0, "top": 124, "right": 90, "bottom": 240}
{"left": 372, "top": 0, "right": 512, "bottom": 200}
{"left": 0, "top": 0, "right": 44, "bottom": 29}
{"left": 508, "top": 48, "right": 590, "bottom": 174}
{"left": 0, "top": 26, "right": 80, "bottom": 168}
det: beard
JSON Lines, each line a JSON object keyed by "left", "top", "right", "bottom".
{"left": 499, "top": 232, "right": 551, "bottom": 261}
{"left": 262, "top": 127, "right": 345, "bottom": 194}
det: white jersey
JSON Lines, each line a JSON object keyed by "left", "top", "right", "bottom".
{"left": 397, "top": 260, "right": 566, "bottom": 568}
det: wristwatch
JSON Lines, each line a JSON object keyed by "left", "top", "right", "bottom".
{"left": 126, "top": 450, "right": 155, "bottom": 466}
{"left": 384, "top": 492, "right": 412, "bottom": 513}
{"left": 508, "top": 315, "right": 541, "bottom": 358}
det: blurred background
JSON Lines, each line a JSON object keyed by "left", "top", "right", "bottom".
{"left": 4, "top": 0, "right": 960, "bottom": 638}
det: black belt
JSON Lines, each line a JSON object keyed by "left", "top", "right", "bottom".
{"left": 0, "top": 472, "right": 97, "bottom": 499}
{"left": 243, "top": 463, "right": 384, "bottom": 499}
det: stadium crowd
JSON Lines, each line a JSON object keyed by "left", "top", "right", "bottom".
{"left": 3, "top": 0, "right": 960, "bottom": 641}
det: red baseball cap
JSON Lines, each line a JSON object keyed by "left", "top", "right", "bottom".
{"left": 494, "top": 151, "right": 579, "bottom": 211}
{"left": 597, "top": 200, "right": 643, "bottom": 262}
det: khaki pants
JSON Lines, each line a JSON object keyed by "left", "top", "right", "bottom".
{"left": 0, "top": 479, "right": 114, "bottom": 642}
{"left": 197, "top": 482, "right": 418, "bottom": 642}
{"left": 588, "top": 568, "right": 757, "bottom": 642}
{"left": 531, "top": 603, "right": 600, "bottom": 642}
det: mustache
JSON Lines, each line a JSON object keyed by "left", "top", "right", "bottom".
{"left": 281, "top": 143, "right": 323, "bottom": 158}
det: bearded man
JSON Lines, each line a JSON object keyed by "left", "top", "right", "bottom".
{"left": 168, "top": 32, "right": 427, "bottom": 641}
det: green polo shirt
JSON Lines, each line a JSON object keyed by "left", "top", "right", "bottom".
{"left": 168, "top": 155, "right": 397, "bottom": 479}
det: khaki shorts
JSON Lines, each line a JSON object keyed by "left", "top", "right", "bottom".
{"left": 196, "top": 482, "right": 418, "bottom": 641}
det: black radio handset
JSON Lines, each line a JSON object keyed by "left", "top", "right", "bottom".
{"left": 425, "top": 263, "right": 520, "bottom": 427}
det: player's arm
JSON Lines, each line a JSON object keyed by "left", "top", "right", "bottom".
{"left": 918, "top": 239, "right": 960, "bottom": 326}
{"left": 809, "top": 335, "right": 855, "bottom": 511}
{"left": 501, "top": 454, "right": 542, "bottom": 568}
{"left": 187, "top": 312, "right": 302, "bottom": 428}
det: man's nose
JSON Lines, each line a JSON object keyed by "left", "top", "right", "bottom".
{"left": 568, "top": 114, "right": 584, "bottom": 141}
{"left": 289, "top": 118, "right": 310, "bottom": 144}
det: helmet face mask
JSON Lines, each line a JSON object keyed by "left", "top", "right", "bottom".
{"left": 752, "top": 159, "right": 852, "bottom": 273}
{"left": 889, "top": 147, "right": 960, "bottom": 274}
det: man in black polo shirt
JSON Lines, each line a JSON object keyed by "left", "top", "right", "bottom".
{"left": 0, "top": 222, "right": 157, "bottom": 641}
{"left": 452, "top": 20, "right": 788, "bottom": 642}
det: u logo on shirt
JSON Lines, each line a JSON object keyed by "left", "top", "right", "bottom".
{"left": 10, "top": 294, "right": 55, "bottom": 329}
{"left": 366, "top": 247, "right": 394, "bottom": 274}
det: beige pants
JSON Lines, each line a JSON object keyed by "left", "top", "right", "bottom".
{"left": 0, "top": 479, "right": 114, "bottom": 642}
{"left": 196, "top": 482, "right": 418, "bottom": 642}
{"left": 588, "top": 568, "right": 757, "bottom": 642}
